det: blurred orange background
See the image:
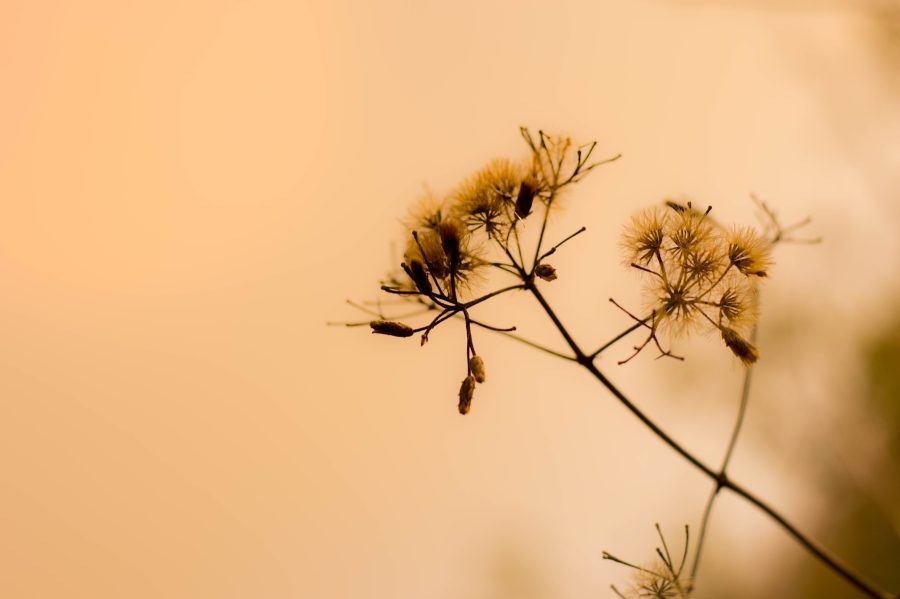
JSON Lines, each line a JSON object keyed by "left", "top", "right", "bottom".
{"left": 1, "top": 1, "right": 898, "bottom": 597}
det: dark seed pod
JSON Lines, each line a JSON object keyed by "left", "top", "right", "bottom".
{"left": 721, "top": 327, "right": 759, "bottom": 366}
{"left": 437, "top": 218, "right": 466, "bottom": 262}
{"left": 515, "top": 177, "right": 537, "bottom": 219}
{"left": 535, "top": 263, "right": 557, "bottom": 282}
{"left": 469, "top": 355, "right": 486, "bottom": 383}
{"left": 458, "top": 375, "right": 476, "bottom": 414}
{"left": 370, "top": 320, "right": 414, "bottom": 338}
{"left": 403, "top": 260, "right": 432, "bottom": 295}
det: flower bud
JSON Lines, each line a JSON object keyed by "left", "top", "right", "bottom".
{"left": 458, "top": 375, "right": 476, "bottom": 415}
{"left": 515, "top": 177, "right": 537, "bottom": 219}
{"left": 437, "top": 218, "right": 467, "bottom": 261}
{"left": 535, "top": 263, "right": 557, "bottom": 282}
{"left": 370, "top": 320, "right": 414, "bottom": 338}
{"left": 403, "top": 259, "right": 432, "bottom": 295}
{"left": 469, "top": 355, "right": 486, "bottom": 383}
{"left": 721, "top": 327, "right": 759, "bottom": 365}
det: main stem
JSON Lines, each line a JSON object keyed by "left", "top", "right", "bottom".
{"left": 524, "top": 281, "right": 894, "bottom": 599}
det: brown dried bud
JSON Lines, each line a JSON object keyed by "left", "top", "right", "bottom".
{"left": 370, "top": 320, "right": 414, "bottom": 338}
{"left": 469, "top": 355, "right": 486, "bottom": 383}
{"left": 458, "top": 375, "right": 476, "bottom": 415}
{"left": 437, "top": 217, "right": 467, "bottom": 261}
{"left": 535, "top": 263, "right": 557, "bottom": 282}
{"left": 515, "top": 177, "right": 537, "bottom": 219}
{"left": 721, "top": 327, "right": 759, "bottom": 366}
{"left": 403, "top": 260, "right": 432, "bottom": 295}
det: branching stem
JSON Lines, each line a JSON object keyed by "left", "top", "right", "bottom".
{"left": 523, "top": 282, "right": 894, "bottom": 599}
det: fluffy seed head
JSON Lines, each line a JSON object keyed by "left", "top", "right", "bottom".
{"left": 622, "top": 207, "right": 668, "bottom": 265}
{"left": 666, "top": 207, "right": 715, "bottom": 261}
{"left": 726, "top": 226, "right": 771, "bottom": 276}
{"left": 452, "top": 159, "right": 526, "bottom": 236}
{"left": 621, "top": 202, "right": 772, "bottom": 359}
{"left": 405, "top": 231, "right": 450, "bottom": 279}
{"left": 406, "top": 191, "right": 446, "bottom": 232}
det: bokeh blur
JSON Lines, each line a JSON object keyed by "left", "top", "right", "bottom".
{"left": 1, "top": 1, "right": 898, "bottom": 597}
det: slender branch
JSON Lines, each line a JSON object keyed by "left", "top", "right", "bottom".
{"left": 531, "top": 197, "right": 555, "bottom": 270}
{"left": 689, "top": 322, "right": 756, "bottom": 589}
{"left": 473, "top": 324, "right": 577, "bottom": 362}
{"left": 467, "top": 319, "right": 516, "bottom": 333}
{"left": 590, "top": 319, "right": 647, "bottom": 360}
{"left": 535, "top": 226, "right": 587, "bottom": 265}
{"left": 523, "top": 283, "right": 894, "bottom": 599}
{"left": 461, "top": 284, "right": 525, "bottom": 310}
{"left": 725, "top": 477, "right": 893, "bottom": 599}
{"left": 690, "top": 485, "right": 719, "bottom": 589}
{"left": 721, "top": 326, "right": 758, "bottom": 471}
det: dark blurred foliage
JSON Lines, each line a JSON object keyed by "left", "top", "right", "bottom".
{"left": 786, "top": 312, "right": 900, "bottom": 598}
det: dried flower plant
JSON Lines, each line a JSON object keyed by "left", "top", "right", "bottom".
{"left": 333, "top": 129, "right": 894, "bottom": 599}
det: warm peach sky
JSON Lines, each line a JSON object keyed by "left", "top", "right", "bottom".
{"left": 1, "top": 1, "right": 898, "bottom": 598}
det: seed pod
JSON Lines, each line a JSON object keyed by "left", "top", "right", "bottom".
{"left": 469, "top": 355, "right": 486, "bottom": 383}
{"left": 437, "top": 218, "right": 467, "bottom": 261}
{"left": 535, "top": 263, "right": 557, "bottom": 282}
{"left": 458, "top": 375, "right": 476, "bottom": 415}
{"left": 515, "top": 177, "right": 537, "bottom": 219}
{"left": 403, "top": 259, "right": 432, "bottom": 295}
{"left": 721, "top": 327, "right": 759, "bottom": 366}
{"left": 370, "top": 320, "right": 414, "bottom": 338}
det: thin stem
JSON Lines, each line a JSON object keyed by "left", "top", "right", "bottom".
{"left": 466, "top": 319, "right": 516, "bottom": 333}
{"left": 461, "top": 284, "right": 525, "bottom": 309}
{"left": 473, "top": 324, "right": 576, "bottom": 362}
{"left": 721, "top": 326, "right": 758, "bottom": 471}
{"left": 689, "top": 325, "right": 758, "bottom": 587}
{"left": 590, "top": 319, "right": 647, "bottom": 360}
{"left": 535, "top": 226, "right": 587, "bottom": 265}
{"left": 725, "top": 477, "right": 893, "bottom": 599}
{"left": 690, "top": 486, "right": 718, "bottom": 589}
{"left": 523, "top": 283, "right": 894, "bottom": 599}
{"left": 532, "top": 199, "right": 554, "bottom": 270}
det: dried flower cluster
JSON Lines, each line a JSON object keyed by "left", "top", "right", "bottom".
{"left": 618, "top": 201, "right": 772, "bottom": 365}
{"left": 362, "top": 128, "right": 616, "bottom": 414}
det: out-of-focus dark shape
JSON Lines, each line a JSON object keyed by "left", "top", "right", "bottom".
{"left": 789, "top": 305, "right": 900, "bottom": 597}
{"left": 869, "top": 2, "right": 900, "bottom": 94}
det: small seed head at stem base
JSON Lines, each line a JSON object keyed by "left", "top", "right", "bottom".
{"left": 469, "top": 355, "right": 486, "bottom": 383}
{"left": 620, "top": 560, "right": 686, "bottom": 599}
{"left": 458, "top": 375, "right": 476, "bottom": 414}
